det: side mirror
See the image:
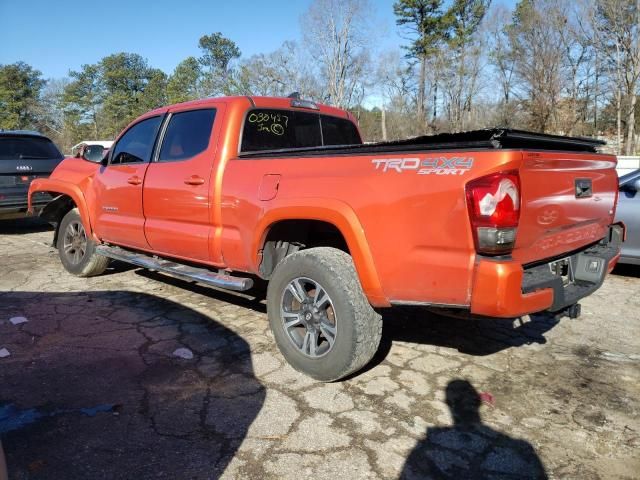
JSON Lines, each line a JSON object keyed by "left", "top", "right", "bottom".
{"left": 82, "top": 144, "right": 105, "bottom": 163}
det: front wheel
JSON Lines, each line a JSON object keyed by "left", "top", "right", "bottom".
{"left": 267, "top": 247, "right": 382, "bottom": 382}
{"left": 57, "top": 208, "right": 109, "bottom": 277}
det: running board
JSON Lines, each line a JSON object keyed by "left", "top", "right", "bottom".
{"left": 95, "top": 245, "right": 254, "bottom": 292}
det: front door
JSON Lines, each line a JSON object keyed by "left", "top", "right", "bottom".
{"left": 93, "top": 115, "right": 163, "bottom": 249}
{"left": 143, "top": 106, "right": 221, "bottom": 262}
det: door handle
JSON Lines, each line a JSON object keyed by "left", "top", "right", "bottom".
{"left": 127, "top": 176, "right": 142, "bottom": 185}
{"left": 184, "top": 175, "right": 205, "bottom": 186}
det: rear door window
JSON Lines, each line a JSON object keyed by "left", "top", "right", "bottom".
{"left": 0, "top": 137, "right": 63, "bottom": 160}
{"left": 158, "top": 109, "right": 217, "bottom": 162}
{"left": 110, "top": 116, "right": 162, "bottom": 165}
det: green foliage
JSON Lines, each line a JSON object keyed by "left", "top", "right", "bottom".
{"left": 167, "top": 57, "right": 202, "bottom": 104}
{"left": 445, "top": 0, "right": 491, "bottom": 50}
{"left": 393, "top": 0, "right": 447, "bottom": 58}
{"left": 0, "top": 62, "right": 45, "bottom": 129}
{"left": 62, "top": 53, "right": 170, "bottom": 140}
{"left": 198, "top": 32, "right": 241, "bottom": 96}
{"left": 198, "top": 32, "right": 241, "bottom": 72}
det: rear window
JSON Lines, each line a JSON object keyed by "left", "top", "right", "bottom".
{"left": 0, "top": 136, "right": 63, "bottom": 160}
{"left": 159, "top": 109, "right": 216, "bottom": 162}
{"left": 321, "top": 115, "right": 361, "bottom": 146}
{"left": 240, "top": 109, "right": 361, "bottom": 152}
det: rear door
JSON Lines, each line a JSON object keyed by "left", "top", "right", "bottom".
{"left": 142, "top": 105, "right": 222, "bottom": 262}
{"left": 93, "top": 115, "right": 163, "bottom": 249}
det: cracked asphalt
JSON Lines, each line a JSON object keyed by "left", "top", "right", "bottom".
{"left": 1, "top": 218, "right": 639, "bottom": 480}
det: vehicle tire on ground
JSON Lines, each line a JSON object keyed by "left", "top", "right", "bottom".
{"left": 267, "top": 247, "right": 382, "bottom": 382}
{"left": 57, "top": 208, "right": 109, "bottom": 277}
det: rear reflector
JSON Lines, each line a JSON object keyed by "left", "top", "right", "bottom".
{"left": 466, "top": 171, "right": 520, "bottom": 255}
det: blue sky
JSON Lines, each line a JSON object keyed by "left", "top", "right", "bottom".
{"left": 0, "top": 0, "right": 396, "bottom": 78}
{"left": 0, "top": 0, "right": 516, "bottom": 80}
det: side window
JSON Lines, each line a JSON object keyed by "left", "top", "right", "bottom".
{"left": 158, "top": 109, "right": 217, "bottom": 162}
{"left": 110, "top": 116, "right": 162, "bottom": 165}
{"left": 240, "top": 109, "right": 322, "bottom": 152}
{"left": 321, "top": 115, "right": 362, "bottom": 146}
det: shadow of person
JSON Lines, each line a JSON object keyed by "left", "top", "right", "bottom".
{"left": 401, "top": 380, "right": 547, "bottom": 480}
{"left": 0, "top": 290, "right": 265, "bottom": 480}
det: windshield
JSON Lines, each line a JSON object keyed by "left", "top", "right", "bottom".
{"left": 0, "top": 136, "right": 64, "bottom": 160}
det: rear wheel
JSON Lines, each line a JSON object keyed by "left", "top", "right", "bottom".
{"left": 57, "top": 208, "right": 109, "bottom": 277}
{"left": 267, "top": 247, "right": 382, "bottom": 381}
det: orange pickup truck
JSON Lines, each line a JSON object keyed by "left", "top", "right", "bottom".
{"left": 29, "top": 95, "right": 623, "bottom": 381}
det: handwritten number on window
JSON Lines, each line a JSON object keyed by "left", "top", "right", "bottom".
{"left": 248, "top": 111, "right": 288, "bottom": 136}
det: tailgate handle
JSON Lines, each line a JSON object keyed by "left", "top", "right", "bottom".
{"left": 184, "top": 175, "right": 205, "bottom": 186}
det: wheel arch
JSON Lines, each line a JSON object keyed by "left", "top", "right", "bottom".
{"left": 254, "top": 201, "right": 389, "bottom": 307}
{"left": 29, "top": 179, "right": 95, "bottom": 246}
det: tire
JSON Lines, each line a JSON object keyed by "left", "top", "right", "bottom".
{"left": 57, "top": 208, "right": 109, "bottom": 277}
{"left": 267, "top": 247, "right": 382, "bottom": 382}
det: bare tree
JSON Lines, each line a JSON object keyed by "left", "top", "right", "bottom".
{"left": 302, "top": 0, "right": 373, "bottom": 108}
{"left": 441, "top": 0, "right": 491, "bottom": 132}
{"left": 234, "top": 41, "right": 321, "bottom": 99}
{"left": 594, "top": 0, "right": 640, "bottom": 154}
{"left": 557, "top": 1, "right": 594, "bottom": 135}
{"left": 509, "top": 0, "right": 568, "bottom": 132}
{"left": 486, "top": 5, "right": 518, "bottom": 125}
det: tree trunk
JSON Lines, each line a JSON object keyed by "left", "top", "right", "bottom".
{"left": 625, "top": 92, "right": 637, "bottom": 155}
{"left": 616, "top": 89, "right": 622, "bottom": 154}
{"left": 417, "top": 55, "right": 426, "bottom": 127}
{"left": 381, "top": 107, "right": 388, "bottom": 141}
{"left": 432, "top": 81, "right": 438, "bottom": 131}
{"left": 594, "top": 49, "right": 599, "bottom": 135}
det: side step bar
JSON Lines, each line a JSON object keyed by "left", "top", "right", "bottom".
{"left": 96, "top": 245, "right": 254, "bottom": 292}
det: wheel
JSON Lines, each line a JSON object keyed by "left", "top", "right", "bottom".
{"left": 267, "top": 247, "right": 382, "bottom": 381}
{"left": 57, "top": 208, "right": 109, "bottom": 277}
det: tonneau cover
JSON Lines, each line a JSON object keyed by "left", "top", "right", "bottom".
{"left": 238, "top": 128, "right": 606, "bottom": 158}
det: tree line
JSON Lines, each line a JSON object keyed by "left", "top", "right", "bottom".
{"left": 0, "top": 0, "right": 638, "bottom": 154}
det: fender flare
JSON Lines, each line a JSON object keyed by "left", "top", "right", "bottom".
{"left": 253, "top": 198, "right": 389, "bottom": 307}
{"left": 29, "top": 178, "right": 96, "bottom": 241}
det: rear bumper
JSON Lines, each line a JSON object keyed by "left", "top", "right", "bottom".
{"left": 470, "top": 224, "right": 623, "bottom": 318}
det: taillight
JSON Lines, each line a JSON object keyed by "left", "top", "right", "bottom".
{"left": 466, "top": 171, "right": 520, "bottom": 255}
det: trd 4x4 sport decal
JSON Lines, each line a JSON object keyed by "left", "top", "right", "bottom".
{"left": 372, "top": 157, "right": 474, "bottom": 175}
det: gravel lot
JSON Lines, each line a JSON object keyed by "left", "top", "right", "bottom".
{"left": 1, "top": 218, "right": 639, "bottom": 480}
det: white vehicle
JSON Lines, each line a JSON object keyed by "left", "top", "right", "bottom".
{"left": 70, "top": 141, "right": 113, "bottom": 157}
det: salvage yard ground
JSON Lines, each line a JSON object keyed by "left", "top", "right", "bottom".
{"left": 1, "top": 218, "right": 639, "bottom": 479}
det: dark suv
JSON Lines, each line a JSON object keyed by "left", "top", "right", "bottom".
{"left": 0, "top": 130, "right": 64, "bottom": 220}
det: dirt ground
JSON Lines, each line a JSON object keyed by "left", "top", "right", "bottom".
{"left": 1, "top": 218, "right": 639, "bottom": 480}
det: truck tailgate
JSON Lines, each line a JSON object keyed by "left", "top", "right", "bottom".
{"left": 514, "top": 151, "right": 618, "bottom": 264}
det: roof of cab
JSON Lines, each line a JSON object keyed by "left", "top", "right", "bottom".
{"left": 142, "top": 96, "right": 350, "bottom": 119}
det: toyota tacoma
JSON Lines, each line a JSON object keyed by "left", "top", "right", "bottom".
{"left": 28, "top": 96, "right": 623, "bottom": 381}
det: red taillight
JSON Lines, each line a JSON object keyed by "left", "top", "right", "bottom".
{"left": 466, "top": 171, "right": 520, "bottom": 255}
